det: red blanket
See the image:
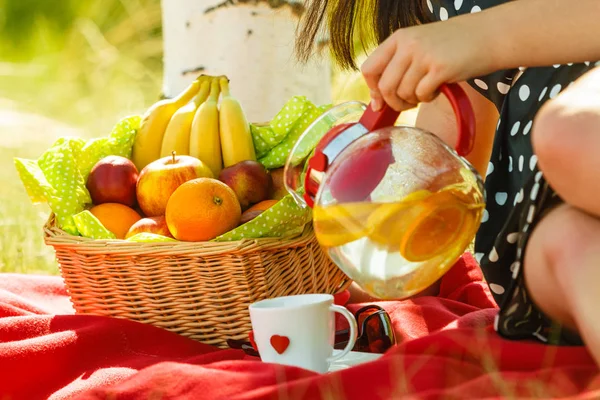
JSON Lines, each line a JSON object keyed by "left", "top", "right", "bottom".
{"left": 1, "top": 254, "right": 599, "bottom": 400}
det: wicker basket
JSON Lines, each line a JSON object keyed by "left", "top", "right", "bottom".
{"left": 44, "top": 214, "right": 350, "bottom": 348}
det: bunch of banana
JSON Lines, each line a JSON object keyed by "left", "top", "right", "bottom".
{"left": 131, "top": 75, "right": 257, "bottom": 177}
{"left": 190, "top": 78, "right": 222, "bottom": 176}
{"left": 132, "top": 76, "right": 204, "bottom": 171}
{"left": 218, "top": 78, "right": 256, "bottom": 167}
{"left": 160, "top": 80, "right": 211, "bottom": 158}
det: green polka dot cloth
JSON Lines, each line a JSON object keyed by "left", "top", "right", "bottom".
{"left": 214, "top": 195, "right": 312, "bottom": 241}
{"left": 72, "top": 210, "right": 116, "bottom": 239}
{"left": 251, "top": 96, "right": 309, "bottom": 158}
{"left": 14, "top": 116, "right": 140, "bottom": 236}
{"left": 251, "top": 96, "right": 331, "bottom": 169}
{"left": 251, "top": 124, "right": 274, "bottom": 159}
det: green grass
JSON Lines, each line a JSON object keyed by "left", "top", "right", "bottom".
{"left": 0, "top": 102, "right": 60, "bottom": 274}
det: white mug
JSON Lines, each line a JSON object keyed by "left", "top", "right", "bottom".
{"left": 248, "top": 293, "right": 358, "bottom": 373}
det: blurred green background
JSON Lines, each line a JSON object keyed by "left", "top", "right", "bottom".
{"left": 1, "top": 0, "right": 164, "bottom": 275}
{"left": 0, "top": 0, "right": 163, "bottom": 127}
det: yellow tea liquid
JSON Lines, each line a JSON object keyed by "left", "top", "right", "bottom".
{"left": 313, "top": 182, "right": 484, "bottom": 299}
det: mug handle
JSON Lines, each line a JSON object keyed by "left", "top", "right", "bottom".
{"left": 326, "top": 305, "right": 358, "bottom": 363}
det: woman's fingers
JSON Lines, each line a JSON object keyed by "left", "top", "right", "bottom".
{"left": 397, "top": 61, "right": 428, "bottom": 105}
{"left": 361, "top": 39, "right": 395, "bottom": 88}
{"left": 376, "top": 50, "right": 412, "bottom": 111}
{"left": 369, "top": 90, "right": 384, "bottom": 111}
{"left": 361, "top": 38, "right": 397, "bottom": 110}
{"left": 415, "top": 71, "right": 444, "bottom": 103}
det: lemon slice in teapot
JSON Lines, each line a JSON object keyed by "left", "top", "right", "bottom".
{"left": 313, "top": 202, "right": 376, "bottom": 247}
{"left": 367, "top": 189, "right": 433, "bottom": 250}
{"left": 399, "top": 201, "right": 467, "bottom": 262}
{"left": 398, "top": 185, "right": 481, "bottom": 262}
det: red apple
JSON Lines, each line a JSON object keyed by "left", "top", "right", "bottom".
{"left": 218, "top": 160, "right": 272, "bottom": 210}
{"left": 125, "top": 216, "right": 174, "bottom": 239}
{"left": 136, "top": 152, "right": 214, "bottom": 217}
{"left": 239, "top": 209, "right": 263, "bottom": 225}
{"left": 239, "top": 199, "right": 278, "bottom": 224}
{"left": 87, "top": 156, "right": 139, "bottom": 207}
{"left": 269, "top": 166, "right": 300, "bottom": 200}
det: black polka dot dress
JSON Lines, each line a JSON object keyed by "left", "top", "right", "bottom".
{"left": 426, "top": 0, "right": 599, "bottom": 344}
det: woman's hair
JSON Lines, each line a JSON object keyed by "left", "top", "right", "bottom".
{"left": 295, "top": 0, "right": 431, "bottom": 70}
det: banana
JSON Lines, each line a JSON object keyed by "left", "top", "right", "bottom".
{"left": 131, "top": 78, "right": 204, "bottom": 171}
{"left": 218, "top": 77, "right": 256, "bottom": 167}
{"left": 190, "top": 78, "right": 223, "bottom": 176}
{"left": 160, "top": 80, "right": 211, "bottom": 158}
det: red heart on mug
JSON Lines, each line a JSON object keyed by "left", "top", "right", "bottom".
{"left": 270, "top": 335, "right": 290, "bottom": 354}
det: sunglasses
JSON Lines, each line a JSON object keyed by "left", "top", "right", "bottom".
{"left": 227, "top": 304, "right": 395, "bottom": 357}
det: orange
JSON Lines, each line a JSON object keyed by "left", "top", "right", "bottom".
{"left": 165, "top": 177, "right": 241, "bottom": 241}
{"left": 246, "top": 199, "right": 279, "bottom": 213}
{"left": 398, "top": 190, "right": 468, "bottom": 262}
{"left": 90, "top": 203, "right": 142, "bottom": 239}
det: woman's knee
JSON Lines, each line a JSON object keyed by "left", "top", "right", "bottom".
{"left": 531, "top": 205, "right": 592, "bottom": 268}
{"left": 528, "top": 204, "right": 600, "bottom": 286}
{"left": 532, "top": 67, "right": 600, "bottom": 214}
{"left": 524, "top": 205, "right": 581, "bottom": 326}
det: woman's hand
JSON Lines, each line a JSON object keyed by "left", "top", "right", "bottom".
{"left": 361, "top": 16, "right": 493, "bottom": 112}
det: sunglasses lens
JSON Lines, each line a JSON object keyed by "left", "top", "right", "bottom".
{"left": 226, "top": 339, "right": 259, "bottom": 357}
{"left": 334, "top": 305, "right": 396, "bottom": 354}
{"left": 357, "top": 307, "right": 378, "bottom": 326}
{"left": 355, "top": 309, "right": 395, "bottom": 354}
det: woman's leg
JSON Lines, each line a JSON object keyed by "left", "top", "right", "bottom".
{"left": 534, "top": 66, "right": 600, "bottom": 216}
{"left": 525, "top": 204, "right": 600, "bottom": 357}
{"left": 524, "top": 66, "right": 600, "bottom": 364}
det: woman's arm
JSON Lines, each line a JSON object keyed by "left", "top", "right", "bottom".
{"left": 416, "top": 82, "right": 499, "bottom": 178}
{"left": 361, "top": 0, "right": 600, "bottom": 112}
{"left": 482, "top": 0, "right": 600, "bottom": 71}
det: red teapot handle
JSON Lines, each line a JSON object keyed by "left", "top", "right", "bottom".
{"left": 358, "top": 83, "right": 476, "bottom": 157}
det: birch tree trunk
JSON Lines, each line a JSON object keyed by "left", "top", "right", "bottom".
{"left": 161, "top": 0, "right": 331, "bottom": 122}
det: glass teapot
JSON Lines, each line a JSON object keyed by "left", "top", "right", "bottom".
{"left": 283, "top": 84, "right": 486, "bottom": 300}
